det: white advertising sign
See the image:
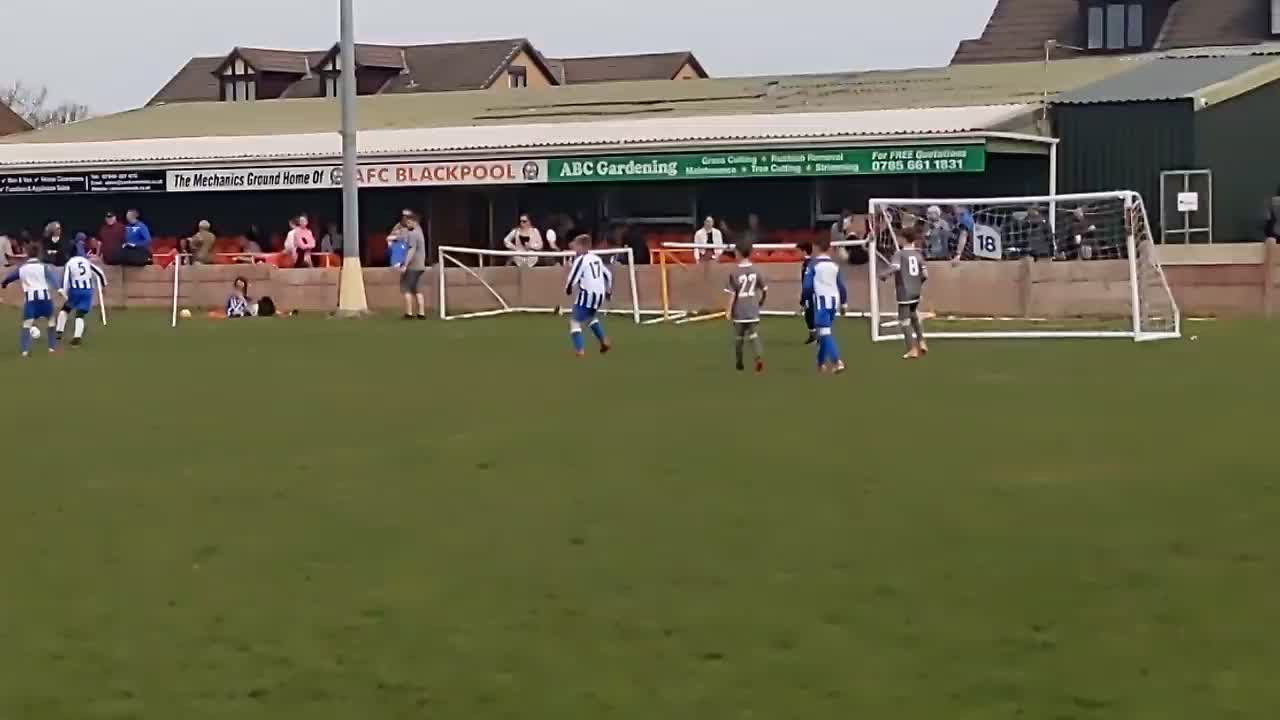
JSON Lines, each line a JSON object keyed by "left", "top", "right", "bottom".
{"left": 972, "top": 223, "right": 1003, "bottom": 260}
{"left": 166, "top": 159, "right": 548, "bottom": 192}
{"left": 1176, "top": 192, "right": 1199, "bottom": 212}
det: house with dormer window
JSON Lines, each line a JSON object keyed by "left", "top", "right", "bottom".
{"left": 953, "top": 0, "right": 1280, "bottom": 64}
{"left": 148, "top": 38, "right": 707, "bottom": 106}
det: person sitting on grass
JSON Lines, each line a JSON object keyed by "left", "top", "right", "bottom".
{"left": 226, "top": 276, "right": 255, "bottom": 318}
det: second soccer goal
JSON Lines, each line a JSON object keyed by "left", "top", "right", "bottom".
{"left": 867, "top": 191, "right": 1180, "bottom": 342}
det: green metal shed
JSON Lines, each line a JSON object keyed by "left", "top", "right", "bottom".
{"left": 1053, "top": 55, "right": 1280, "bottom": 242}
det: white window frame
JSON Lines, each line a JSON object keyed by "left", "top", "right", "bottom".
{"left": 508, "top": 65, "right": 528, "bottom": 89}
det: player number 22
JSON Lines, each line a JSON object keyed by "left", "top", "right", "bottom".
{"left": 737, "top": 274, "right": 757, "bottom": 298}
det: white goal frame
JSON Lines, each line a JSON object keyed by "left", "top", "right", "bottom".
{"left": 868, "top": 191, "right": 1181, "bottom": 343}
{"left": 654, "top": 240, "right": 890, "bottom": 325}
{"left": 437, "top": 245, "right": 642, "bottom": 323}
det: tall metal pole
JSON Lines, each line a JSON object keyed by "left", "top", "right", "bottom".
{"left": 336, "top": 0, "right": 369, "bottom": 315}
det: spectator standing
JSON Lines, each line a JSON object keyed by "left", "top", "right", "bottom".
{"left": 923, "top": 206, "right": 952, "bottom": 260}
{"left": 1066, "top": 207, "right": 1098, "bottom": 260}
{"left": 951, "top": 205, "right": 975, "bottom": 262}
{"left": 743, "top": 212, "right": 765, "bottom": 247}
{"left": 399, "top": 211, "right": 427, "bottom": 319}
{"left": 624, "top": 222, "right": 648, "bottom": 265}
{"left": 98, "top": 212, "right": 125, "bottom": 264}
{"left": 1264, "top": 187, "right": 1280, "bottom": 241}
{"left": 830, "top": 209, "right": 853, "bottom": 249}
{"left": 287, "top": 214, "right": 317, "bottom": 267}
{"left": 1024, "top": 208, "right": 1052, "bottom": 259}
{"left": 693, "top": 216, "right": 725, "bottom": 262}
{"left": 42, "top": 221, "right": 75, "bottom": 267}
{"left": 119, "top": 209, "right": 152, "bottom": 266}
{"left": 502, "top": 214, "right": 543, "bottom": 268}
{"left": 320, "top": 221, "right": 343, "bottom": 255}
{"left": 182, "top": 220, "right": 217, "bottom": 264}
{"left": 388, "top": 230, "right": 409, "bottom": 268}
{"left": 0, "top": 232, "right": 18, "bottom": 265}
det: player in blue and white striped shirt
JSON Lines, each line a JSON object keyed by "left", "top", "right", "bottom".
{"left": 801, "top": 236, "right": 848, "bottom": 374}
{"left": 56, "top": 254, "right": 108, "bottom": 347}
{"left": 1, "top": 240, "right": 64, "bottom": 356}
{"left": 564, "top": 234, "right": 613, "bottom": 357}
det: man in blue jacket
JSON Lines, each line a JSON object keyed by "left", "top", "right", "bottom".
{"left": 119, "top": 209, "right": 152, "bottom": 266}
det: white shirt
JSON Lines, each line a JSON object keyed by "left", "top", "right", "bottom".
{"left": 808, "top": 256, "right": 847, "bottom": 311}
{"left": 5, "top": 259, "right": 60, "bottom": 301}
{"left": 693, "top": 227, "right": 724, "bottom": 261}
{"left": 565, "top": 252, "right": 612, "bottom": 310}
{"left": 62, "top": 256, "right": 108, "bottom": 292}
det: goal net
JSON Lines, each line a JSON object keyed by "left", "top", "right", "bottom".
{"left": 652, "top": 240, "right": 888, "bottom": 325}
{"left": 437, "top": 245, "right": 641, "bottom": 323}
{"left": 867, "top": 191, "right": 1180, "bottom": 342}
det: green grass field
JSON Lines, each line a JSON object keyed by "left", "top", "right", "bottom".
{"left": 2, "top": 311, "right": 1278, "bottom": 719}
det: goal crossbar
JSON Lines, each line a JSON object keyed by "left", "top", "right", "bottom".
{"left": 437, "top": 245, "right": 642, "bottom": 324}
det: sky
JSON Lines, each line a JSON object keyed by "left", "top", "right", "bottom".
{"left": 1, "top": 0, "right": 998, "bottom": 114}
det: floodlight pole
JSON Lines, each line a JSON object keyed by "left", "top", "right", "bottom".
{"left": 1042, "top": 39, "right": 1084, "bottom": 236}
{"left": 336, "top": 0, "right": 369, "bottom": 316}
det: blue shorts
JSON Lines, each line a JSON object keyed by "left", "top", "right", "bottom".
{"left": 813, "top": 307, "right": 838, "bottom": 329}
{"left": 66, "top": 289, "right": 93, "bottom": 314}
{"left": 23, "top": 299, "right": 53, "bottom": 321}
{"left": 571, "top": 304, "right": 599, "bottom": 323}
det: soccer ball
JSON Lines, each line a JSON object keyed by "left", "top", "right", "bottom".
{"left": 29, "top": 326, "right": 40, "bottom": 340}
{"left": 180, "top": 309, "right": 193, "bottom": 319}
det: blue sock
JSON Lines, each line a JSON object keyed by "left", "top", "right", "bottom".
{"left": 47, "top": 325, "right": 56, "bottom": 350}
{"left": 571, "top": 330, "right": 584, "bottom": 353}
{"left": 816, "top": 335, "right": 828, "bottom": 366}
{"left": 19, "top": 327, "right": 30, "bottom": 355}
{"left": 826, "top": 335, "right": 841, "bottom": 364}
{"left": 590, "top": 321, "right": 605, "bottom": 343}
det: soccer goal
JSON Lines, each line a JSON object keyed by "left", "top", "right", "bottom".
{"left": 867, "top": 191, "right": 1180, "bottom": 342}
{"left": 652, "top": 240, "right": 888, "bottom": 325}
{"left": 437, "top": 245, "right": 642, "bottom": 323}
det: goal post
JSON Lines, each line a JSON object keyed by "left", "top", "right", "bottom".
{"left": 867, "top": 190, "right": 1180, "bottom": 342}
{"left": 437, "top": 245, "right": 642, "bottom": 323}
{"left": 653, "top": 240, "right": 891, "bottom": 325}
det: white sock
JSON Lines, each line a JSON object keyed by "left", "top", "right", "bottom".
{"left": 56, "top": 311, "right": 68, "bottom": 333}
{"left": 74, "top": 317, "right": 85, "bottom": 340}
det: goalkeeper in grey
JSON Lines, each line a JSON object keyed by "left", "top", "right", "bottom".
{"left": 881, "top": 225, "right": 929, "bottom": 358}
{"left": 725, "top": 238, "right": 768, "bottom": 373}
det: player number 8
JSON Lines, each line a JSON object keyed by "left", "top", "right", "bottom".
{"left": 906, "top": 256, "right": 920, "bottom": 277}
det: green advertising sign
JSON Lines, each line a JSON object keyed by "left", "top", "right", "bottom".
{"left": 547, "top": 144, "right": 985, "bottom": 183}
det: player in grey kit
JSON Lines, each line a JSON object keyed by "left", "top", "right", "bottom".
{"left": 724, "top": 238, "right": 768, "bottom": 372}
{"left": 881, "top": 225, "right": 929, "bottom": 359}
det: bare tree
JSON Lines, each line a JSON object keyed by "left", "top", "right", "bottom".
{"left": 0, "top": 81, "right": 91, "bottom": 128}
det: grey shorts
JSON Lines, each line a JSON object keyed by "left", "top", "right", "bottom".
{"left": 897, "top": 300, "right": 921, "bottom": 320}
{"left": 400, "top": 269, "right": 425, "bottom": 293}
{"left": 733, "top": 321, "right": 759, "bottom": 338}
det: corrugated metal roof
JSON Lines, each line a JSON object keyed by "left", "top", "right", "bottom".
{"left": 6, "top": 56, "right": 1138, "bottom": 146}
{"left": 1055, "top": 56, "right": 1280, "bottom": 104}
{"left": 0, "top": 105, "right": 1034, "bottom": 169}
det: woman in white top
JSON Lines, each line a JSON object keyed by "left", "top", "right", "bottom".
{"left": 502, "top": 214, "right": 543, "bottom": 268}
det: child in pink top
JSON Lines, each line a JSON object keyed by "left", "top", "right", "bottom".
{"left": 286, "top": 214, "right": 316, "bottom": 267}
